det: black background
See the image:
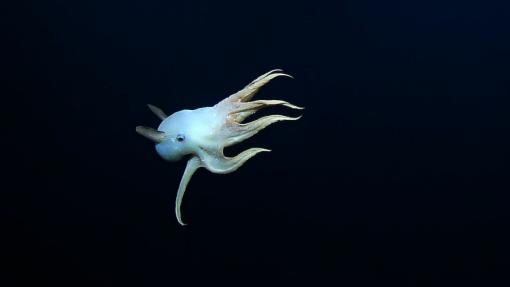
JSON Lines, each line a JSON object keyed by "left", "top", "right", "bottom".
{"left": 4, "top": 0, "right": 510, "bottom": 285}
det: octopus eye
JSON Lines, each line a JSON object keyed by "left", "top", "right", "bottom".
{"left": 176, "top": 134, "right": 185, "bottom": 142}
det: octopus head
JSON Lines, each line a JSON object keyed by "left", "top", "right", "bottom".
{"left": 153, "top": 110, "right": 194, "bottom": 162}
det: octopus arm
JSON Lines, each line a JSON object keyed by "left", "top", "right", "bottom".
{"left": 175, "top": 156, "right": 202, "bottom": 226}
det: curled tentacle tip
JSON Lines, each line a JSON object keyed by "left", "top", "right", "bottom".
{"left": 176, "top": 212, "right": 187, "bottom": 226}
{"left": 287, "top": 115, "right": 303, "bottom": 121}
{"left": 288, "top": 104, "right": 304, "bottom": 110}
{"left": 269, "top": 68, "right": 293, "bottom": 76}
{"left": 272, "top": 72, "right": 294, "bottom": 79}
{"left": 265, "top": 69, "right": 293, "bottom": 79}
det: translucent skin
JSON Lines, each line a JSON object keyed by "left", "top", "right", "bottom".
{"left": 156, "top": 107, "right": 219, "bottom": 162}
{"left": 136, "top": 70, "right": 303, "bottom": 225}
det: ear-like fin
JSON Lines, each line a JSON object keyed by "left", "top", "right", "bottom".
{"left": 175, "top": 156, "right": 202, "bottom": 226}
{"left": 147, "top": 104, "right": 168, "bottom": 120}
{"left": 135, "top": 126, "right": 167, "bottom": 143}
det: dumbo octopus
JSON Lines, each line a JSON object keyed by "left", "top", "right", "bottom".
{"left": 136, "top": 69, "right": 303, "bottom": 225}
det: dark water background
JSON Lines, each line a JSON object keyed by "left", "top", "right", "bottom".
{"left": 4, "top": 0, "right": 510, "bottom": 285}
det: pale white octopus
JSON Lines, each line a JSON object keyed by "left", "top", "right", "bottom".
{"left": 136, "top": 69, "right": 303, "bottom": 225}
